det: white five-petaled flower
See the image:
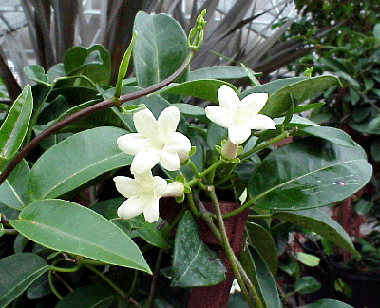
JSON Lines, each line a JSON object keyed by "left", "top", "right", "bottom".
{"left": 205, "top": 85, "right": 276, "bottom": 145}
{"left": 117, "top": 106, "right": 191, "bottom": 174}
{"left": 114, "top": 171, "right": 184, "bottom": 223}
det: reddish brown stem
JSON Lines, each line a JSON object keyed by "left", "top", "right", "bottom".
{"left": 0, "top": 49, "right": 194, "bottom": 185}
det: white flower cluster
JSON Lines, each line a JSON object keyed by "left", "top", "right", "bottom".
{"left": 115, "top": 86, "right": 275, "bottom": 222}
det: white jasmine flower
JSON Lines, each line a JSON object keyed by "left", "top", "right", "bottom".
{"left": 230, "top": 279, "right": 241, "bottom": 294}
{"left": 117, "top": 106, "right": 191, "bottom": 174}
{"left": 205, "top": 85, "right": 276, "bottom": 145}
{"left": 114, "top": 171, "right": 184, "bottom": 223}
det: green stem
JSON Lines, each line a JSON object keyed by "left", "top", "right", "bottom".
{"left": 188, "top": 160, "right": 200, "bottom": 177}
{"left": 240, "top": 128, "right": 296, "bottom": 161}
{"left": 126, "top": 270, "right": 139, "bottom": 298}
{"left": 186, "top": 191, "right": 201, "bottom": 217}
{"left": 85, "top": 264, "right": 126, "bottom": 298}
{"left": 247, "top": 214, "right": 272, "bottom": 220}
{"left": 48, "top": 269, "right": 63, "bottom": 300}
{"left": 187, "top": 160, "right": 224, "bottom": 187}
{"left": 207, "top": 186, "right": 256, "bottom": 308}
{"left": 221, "top": 199, "right": 253, "bottom": 219}
{"left": 57, "top": 75, "right": 98, "bottom": 88}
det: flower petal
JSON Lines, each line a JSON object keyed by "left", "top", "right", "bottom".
{"left": 117, "top": 197, "right": 144, "bottom": 220}
{"left": 218, "top": 85, "right": 239, "bottom": 113}
{"left": 152, "top": 176, "right": 168, "bottom": 197}
{"left": 205, "top": 106, "right": 234, "bottom": 128}
{"left": 142, "top": 197, "right": 160, "bottom": 222}
{"left": 131, "top": 148, "right": 161, "bottom": 174}
{"left": 164, "top": 132, "right": 191, "bottom": 155}
{"left": 133, "top": 108, "right": 159, "bottom": 140}
{"left": 246, "top": 114, "right": 276, "bottom": 130}
{"left": 158, "top": 106, "right": 180, "bottom": 140}
{"left": 162, "top": 182, "right": 184, "bottom": 197}
{"left": 228, "top": 125, "right": 251, "bottom": 145}
{"left": 117, "top": 133, "right": 149, "bottom": 155}
{"left": 239, "top": 92, "right": 268, "bottom": 115}
{"left": 113, "top": 176, "right": 139, "bottom": 198}
{"left": 159, "top": 149, "right": 181, "bottom": 171}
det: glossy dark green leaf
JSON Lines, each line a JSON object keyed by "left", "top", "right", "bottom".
{"left": 114, "top": 216, "right": 170, "bottom": 249}
{"left": 299, "top": 299, "right": 353, "bottom": 308}
{"left": 240, "top": 77, "right": 307, "bottom": 98}
{"left": 248, "top": 139, "right": 371, "bottom": 211}
{"left": 173, "top": 103, "right": 206, "bottom": 119}
{"left": 171, "top": 211, "right": 225, "bottom": 287}
{"left": 272, "top": 209, "right": 359, "bottom": 259}
{"left": 55, "top": 284, "right": 115, "bottom": 308}
{"left": 24, "top": 65, "right": 50, "bottom": 85}
{"left": 0, "top": 253, "right": 49, "bottom": 308}
{"left": 0, "top": 86, "right": 32, "bottom": 166}
{"left": 10, "top": 200, "right": 151, "bottom": 273}
{"left": 159, "top": 80, "right": 235, "bottom": 102}
{"left": 27, "top": 273, "right": 50, "bottom": 299}
{"left": 64, "top": 45, "right": 111, "bottom": 86}
{"left": 240, "top": 245, "right": 281, "bottom": 308}
{"left": 255, "top": 76, "right": 340, "bottom": 118}
{"left": 0, "top": 159, "right": 29, "bottom": 211}
{"left": 188, "top": 66, "right": 256, "bottom": 81}
{"left": 133, "top": 12, "right": 188, "bottom": 88}
{"left": 28, "top": 127, "right": 132, "bottom": 201}
{"left": 293, "top": 102, "right": 325, "bottom": 114}
{"left": 294, "top": 276, "right": 321, "bottom": 294}
{"left": 245, "top": 222, "right": 277, "bottom": 275}
{"left": 296, "top": 252, "right": 320, "bottom": 266}
{"left": 90, "top": 197, "right": 124, "bottom": 220}
{"left": 350, "top": 116, "right": 380, "bottom": 135}
{"left": 297, "top": 126, "right": 354, "bottom": 147}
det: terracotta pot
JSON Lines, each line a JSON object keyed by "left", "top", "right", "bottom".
{"left": 160, "top": 198, "right": 249, "bottom": 308}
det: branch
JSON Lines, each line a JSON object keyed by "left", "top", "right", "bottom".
{"left": 0, "top": 49, "right": 194, "bottom": 185}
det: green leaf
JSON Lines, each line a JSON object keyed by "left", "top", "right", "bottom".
{"left": 159, "top": 79, "right": 235, "bottom": 102}
{"left": 293, "top": 103, "right": 325, "bottom": 114}
{"left": 240, "top": 245, "right": 281, "bottom": 308}
{"left": 272, "top": 209, "right": 360, "bottom": 259}
{"left": 299, "top": 299, "right": 353, "bottom": 308}
{"left": 90, "top": 197, "right": 124, "bottom": 220}
{"left": 171, "top": 211, "right": 225, "bottom": 287}
{"left": 248, "top": 139, "right": 371, "bottom": 211}
{"left": 133, "top": 12, "right": 188, "bottom": 88}
{"left": 240, "top": 77, "right": 308, "bottom": 98}
{"left": 296, "top": 252, "right": 320, "bottom": 267}
{"left": 371, "top": 138, "right": 380, "bottom": 162}
{"left": 0, "top": 253, "right": 49, "bottom": 308}
{"left": 64, "top": 45, "right": 111, "bottom": 86}
{"left": 24, "top": 65, "right": 50, "bottom": 86}
{"left": 55, "top": 284, "right": 115, "bottom": 308}
{"left": 28, "top": 127, "right": 132, "bottom": 201}
{"left": 245, "top": 222, "right": 277, "bottom": 275}
{"left": 10, "top": 200, "right": 151, "bottom": 273}
{"left": 114, "top": 216, "right": 170, "bottom": 249}
{"left": 188, "top": 66, "right": 257, "bottom": 81}
{"left": 0, "top": 86, "right": 33, "bottom": 165}
{"left": 350, "top": 116, "right": 380, "bottom": 135}
{"left": 173, "top": 103, "right": 206, "bottom": 119}
{"left": 294, "top": 276, "right": 321, "bottom": 294}
{"left": 0, "top": 159, "right": 30, "bottom": 210}
{"left": 354, "top": 199, "right": 373, "bottom": 215}
{"left": 296, "top": 126, "right": 354, "bottom": 147}
{"left": 258, "top": 76, "right": 341, "bottom": 118}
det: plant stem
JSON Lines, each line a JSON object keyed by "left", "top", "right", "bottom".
{"left": 207, "top": 186, "right": 256, "bottom": 308}
{"left": 147, "top": 248, "right": 164, "bottom": 308}
{"left": 48, "top": 269, "right": 63, "bottom": 300}
{"left": 187, "top": 159, "right": 224, "bottom": 187}
{"left": 85, "top": 264, "right": 126, "bottom": 298}
{"left": 126, "top": 270, "right": 139, "bottom": 298}
{"left": 186, "top": 191, "right": 201, "bottom": 217}
{"left": 0, "top": 49, "right": 195, "bottom": 185}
